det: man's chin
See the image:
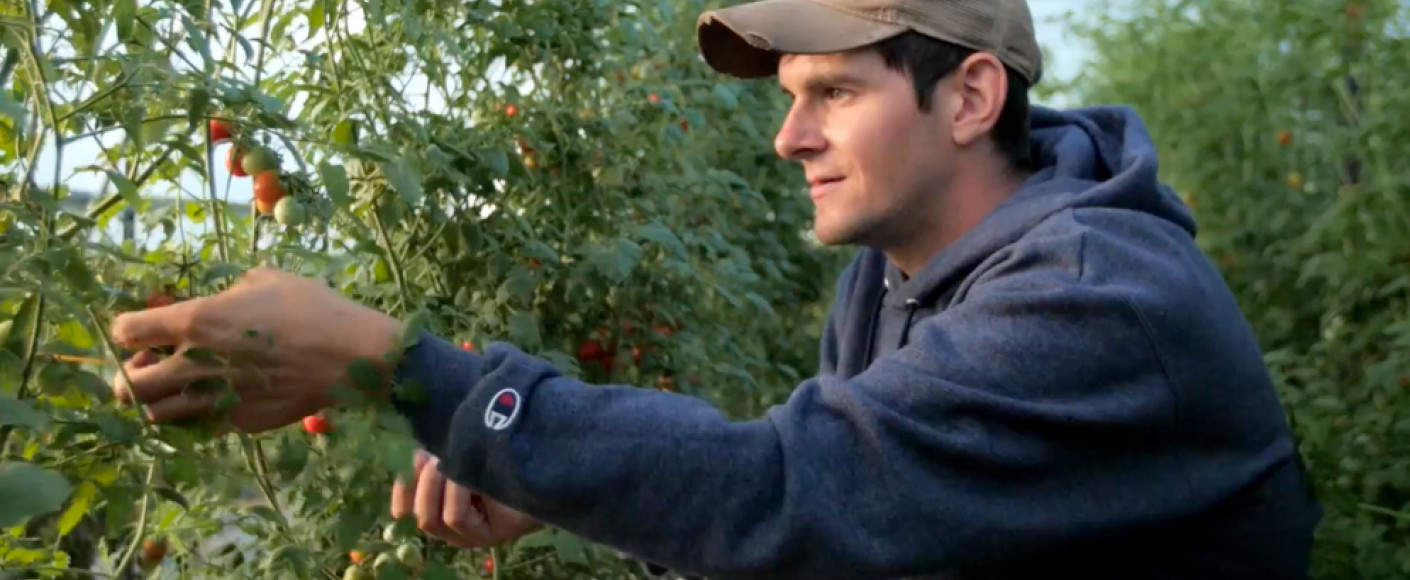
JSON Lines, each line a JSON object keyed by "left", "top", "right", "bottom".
{"left": 811, "top": 223, "right": 858, "bottom": 247}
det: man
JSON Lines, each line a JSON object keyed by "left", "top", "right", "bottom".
{"left": 109, "top": 0, "right": 1323, "bottom": 578}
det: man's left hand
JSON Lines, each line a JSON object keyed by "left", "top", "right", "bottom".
{"left": 391, "top": 449, "right": 544, "bottom": 549}
{"left": 109, "top": 267, "right": 405, "bottom": 433}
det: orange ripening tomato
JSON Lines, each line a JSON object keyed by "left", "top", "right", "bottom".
{"left": 253, "top": 170, "right": 287, "bottom": 205}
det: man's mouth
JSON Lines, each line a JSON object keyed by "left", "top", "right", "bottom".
{"left": 809, "top": 176, "right": 843, "bottom": 199}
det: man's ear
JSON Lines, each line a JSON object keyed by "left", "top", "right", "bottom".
{"left": 947, "top": 52, "right": 1009, "bottom": 148}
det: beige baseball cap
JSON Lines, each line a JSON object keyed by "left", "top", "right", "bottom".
{"left": 696, "top": 0, "right": 1043, "bottom": 86}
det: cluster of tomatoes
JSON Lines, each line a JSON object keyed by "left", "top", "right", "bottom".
{"left": 572, "top": 319, "right": 683, "bottom": 392}
{"left": 208, "top": 118, "right": 307, "bottom": 226}
{"left": 342, "top": 523, "right": 452, "bottom": 580}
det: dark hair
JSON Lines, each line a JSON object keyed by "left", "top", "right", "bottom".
{"left": 870, "top": 32, "right": 1033, "bottom": 172}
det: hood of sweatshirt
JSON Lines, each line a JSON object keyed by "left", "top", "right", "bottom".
{"left": 860, "top": 104, "right": 1199, "bottom": 364}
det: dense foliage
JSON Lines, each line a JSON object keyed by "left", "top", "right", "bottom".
{"left": 1054, "top": 0, "right": 1410, "bottom": 577}
{"left": 8, "top": 0, "right": 1404, "bottom": 577}
{"left": 0, "top": 0, "right": 847, "bottom": 577}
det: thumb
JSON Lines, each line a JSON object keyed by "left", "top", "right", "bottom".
{"left": 111, "top": 298, "right": 203, "bottom": 348}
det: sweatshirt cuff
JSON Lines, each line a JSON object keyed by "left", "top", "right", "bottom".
{"left": 389, "top": 330, "right": 483, "bottom": 460}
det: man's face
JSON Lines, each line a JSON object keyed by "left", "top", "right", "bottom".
{"left": 774, "top": 50, "right": 956, "bottom": 248}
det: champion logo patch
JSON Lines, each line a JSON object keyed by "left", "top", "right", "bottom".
{"left": 483, "top": 388, "right": 521, "bottom": 431}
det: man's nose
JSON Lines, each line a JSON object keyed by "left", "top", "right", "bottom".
{"left": 774, "top": 106, "right": 825, "bottom": 160}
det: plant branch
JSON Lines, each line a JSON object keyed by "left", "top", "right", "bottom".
{"left": 112, "top": 459, "right": 159, "bottom": 575}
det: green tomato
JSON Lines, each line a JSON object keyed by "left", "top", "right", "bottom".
{"left": 241, "top": 146, "right": 279, "bottom": 175}
{"left": 394, "top": 545, "right": 424, "bottom": 570}
{"left": 273, "top": 197, "right": 307, "bottom": 226}
{"left": 381, "top": 523, "right": 400, "bottom": 543}
{"left": 342, "top": 565, "right": 373, "bottom": 580}
{"left": 372, "top": 552, "right": 398, "bottom": 571}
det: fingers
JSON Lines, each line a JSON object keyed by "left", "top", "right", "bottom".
{"left": 113, "top": 348, "right": 228, "bottom": 407}
{"left": 443, "top": 479, "right": 489, "bottom": 547}
{"left": 112, "top": 350, "right": 162, "bottom": 405}
{"left": 413, "top": 456, "right": 449, "bottom": 536}
{"left": 392, "top": 450, "right": 517, "bottom": 550}
{"left": 391, "top": 449, "right": 432, "bottom": 520}
{"left": 411, "top": 456, "right": 488, "bottom": 550}
{"left": 140, "top": 388, "right": 225, "bottom": 423}
{"left": 112, "top": 298, "right": 204, "bottom": 349}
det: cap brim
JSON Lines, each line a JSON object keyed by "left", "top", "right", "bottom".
{"left": 697, "top": 0, "right": 908, "bottom": 79}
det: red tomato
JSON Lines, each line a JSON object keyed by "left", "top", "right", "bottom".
{"left": 302, "top": 414, "right": 332, "bottom": 435}
{"left": 577, "top": 340, "right": 604, "bottom": 361}
{"left": 227, "top": 146, "right": 248, "bottom": 177}
{"left": 209, "top": 119, "right": 235, "bottom": 143}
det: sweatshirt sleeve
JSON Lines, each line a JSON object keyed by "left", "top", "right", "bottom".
{"left": 388, "top": 260, "right": 1237, "bottom": 579}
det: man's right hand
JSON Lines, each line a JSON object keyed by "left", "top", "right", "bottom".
{"left": 390, "top": 449, "right": 544, "bottom": 550}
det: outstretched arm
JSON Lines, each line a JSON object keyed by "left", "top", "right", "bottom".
{"left": 388, "top": 261, "right": 1238, "bottom": 579}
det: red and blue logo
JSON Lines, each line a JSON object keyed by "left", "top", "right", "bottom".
{"left": 483, "top": 388, "right": 521, "bottom": 430}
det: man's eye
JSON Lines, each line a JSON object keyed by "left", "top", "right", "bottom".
{"left": 825, "top": 88, "right": 847, "bottom": 100}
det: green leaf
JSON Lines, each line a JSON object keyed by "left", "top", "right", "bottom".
{"left": 523, "top": 241, "right": 559, "bottom": 264}
{"left": 499, "top": 266, "right": 537, "bottom": 303}
{"left": 0, "top": 350, "right": 21, "bottom": 396}
{"left": 480, "top": 148, "right": 509, "bottom": 177}
{"left": 186, "top": 88, "right": 209, "bottom": 133}
{"left": 586, "top": 239, "right": 643, "bottom": 283}
{"left": 308, "top": 1, "right": 324, "bottom": 40}
{"left": 183, "top": 347, "right": 225, "bottom": 366}
{"left": 108, "top": 170, "right": 140, "bottom": 208}
{"left": 380, "top": 158, "right": 425, "bottom": 206}
{"left": 0, "top": 395, "right": 50, "bottom": 431}
{"left": 213, "top": 390, "right": 240, "bottom": 412}
{"left": 515, "top": 528, "right": 590, "bottom": 566}
{"left": 0, "top": 94, "right": 27, "bottom": 128}
{"left": 373, "top": 431, "right": 417, "bottom": 477}
{"left": 319, "top": 161, "right": 350, "bottom": 208}
{"left": 0, "top": 462, "right": 72, "bottom": 527}
{"left": 180, "top": 14, "right": 214, "bottom": 67}
{"left": 73, "top": 369, "right": 114, "bottom": 402}
{"left": 153, "top": 485, "right": 190, "bottom": 510}
{"left": 332, "top": 119, "right": 357, "bottom": 146}
{"left": 235, "top": 34, "right": 255, "bottom": 61}
{"left": 57, "top": 319, "right": 93, "bottom": 350}
{"left": 90, "top": 409, "right": 142, "bottom": 445}
{"left": 35, "top": 360, "right": 73, "bottom": 396}
{"left": 56, "top": 481, "right": 97, "bottom": 537}
{"left": 421, "top": 563, "right": 458, "bottom": 580}
{"left": 246, "top": 504, "right": 287, "bottom": 526}
{"left": 273, "top": 434, "right": 309, "bottom": 482}
{"left": 506, "top": 310, "right": 541, "bottom": 349}
{"left": 3, "top": 294, "right": 38, "bottom": 358}
{"left": 200, "top": 262, "right": 247, "bottom": 285}
{"left": 334, "top": 509, "right": 378, "bottom": 551}
{"left": 712, "top": 84, "right": 739, "bottom": 109}
{"left": 634, "top": 222, "right": 687, "bottom": 258}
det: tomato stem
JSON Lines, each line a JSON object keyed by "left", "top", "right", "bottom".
{"left": 371, "top": 196, "right": 411, "bottom": 311}
{"left": 112, "top": 459, "right": 158, "bottom": 575}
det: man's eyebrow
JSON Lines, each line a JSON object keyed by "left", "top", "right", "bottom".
{"left": 780, "top": 72, "right": 869, "bottom": 95}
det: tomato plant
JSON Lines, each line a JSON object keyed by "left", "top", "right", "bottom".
{"left": 0, "top": 0, "right": 850, "bottom": 577}
{"left": 1058, "top": 0, "right": 1410, "bottom": 577}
